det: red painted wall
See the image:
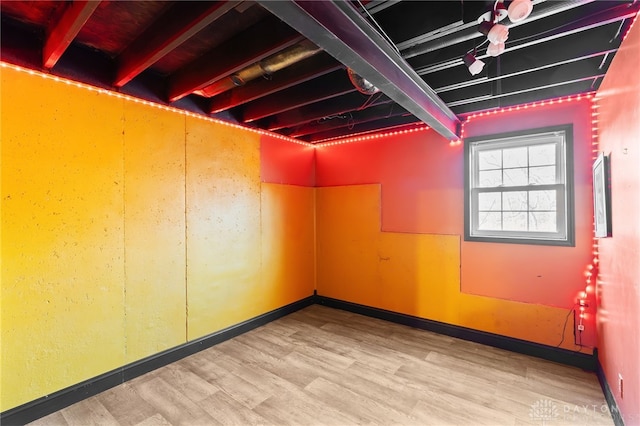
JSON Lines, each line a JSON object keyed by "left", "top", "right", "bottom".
{"left": 261, "top": 135, "right": 315, "bottom": 186}
{"left": 461, "top": 100, "right": 595, "bottom": 311}
{"left": 595, "top": 20, "right": 640, "bottom": 424}
{"left": 315, "top": 129, "right": 461, "bottom": 235}
{"left": 316, "top": 98, "right": 596, "bottom": 347}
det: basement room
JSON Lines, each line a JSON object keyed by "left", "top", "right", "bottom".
{"left": 1, "top": 0, "right": 639, "bottom": 425}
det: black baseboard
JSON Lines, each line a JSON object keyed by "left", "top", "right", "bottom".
{"left": 597, "top": 361, "right": 625, "bottom": 426}
{"left": 0, "top": 296, "right": 315, "bottom": 426}
{"left": 316, "top": 296, "right": 598, "bottom": 371}
{"left": 1, "top": 294, "right": 606, "bottom": 425}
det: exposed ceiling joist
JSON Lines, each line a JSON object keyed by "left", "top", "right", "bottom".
{"left": 306, "top": 114, "right": 420, "bottom": 142}
{"left": 445, "top": 58, "right": 605, "bottom": 105}
{"left": 287, "top": 103, "right": 408, "bottom": 138}
{"left": 491, "top": 3, "right": 639, "bottom": 57}
{"left": 452, "top": 80, "right": 596, "bottom": 115}
{"left": 114, "top": 1, "right": 239, "bottom": 88}
{"left": 208, "top": 52, "right": 341, "bottom": 113}
{"left": 435, "top": 49, "right": 616, "bottom": 94}
{"left": 2, "top": 0, "right": 632, "bottom": 142}
{"left": 43, "top": 1, "right": 100, "bottom": 69}
{"left": 446, "top": 74, "right": 604, "bottom": 108}
{"left": 415, "top": 3, "right": 638, "bottom": 75}
{"left": 262, "top": 92, "right": 393, "bottom": 131}
{"left": 257, "top": 0, "right": 460, "bottom": 140}
{"left": 167, "top": 16, "right": 303, "bottom": 102}
{"left": 431, "top": 26, "right": 621, "bottom": 93}
{"left": 402, "top": 0, "right": 595, "bottom": 59}
{"left": 365, "top": 0, "right": 402, "bottom": 15}
{"left": 241, "top": 70, "right": 355, "bottom": 122}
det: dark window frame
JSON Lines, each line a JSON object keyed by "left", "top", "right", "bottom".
{"left": 464, "top": 124, "right": 575, "bottom": 247}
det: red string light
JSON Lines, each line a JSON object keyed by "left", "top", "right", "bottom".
{"left": 459, "top": 93, "right": 601, "bottom": 339}
{"left": 0, "top": 62, "right": 311, "bottom": 147}
{"left": 621, "top": 11, "right": 639, "bottom": 44}
{"left": 457, "top": 93, "right": 594, "bottom": 151}
{"left": 314, "top": 124, "right": 430, "bottom": 147}
{"left": 573, "top": 95, "right": 601, "bottom": 338}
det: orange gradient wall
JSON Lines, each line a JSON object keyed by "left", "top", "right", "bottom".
{"left": 316, "top": 98, "right": 595, "bottom": 350}
{"left": 0, "top": 58, "right": 616, "bottom": 415}
{"left": 0, "top": 66, "right": 314, "bottom": 411}
{"left": 595, "top": 19, "right": 640, "bottom": 424}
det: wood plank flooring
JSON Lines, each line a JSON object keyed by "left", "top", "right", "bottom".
{"left": 29, "top": 305, "right": 613, "bottom": 425}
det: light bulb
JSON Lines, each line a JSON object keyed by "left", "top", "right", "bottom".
{"left": 463, "top": 53, "right": 485, "bottom": 76}
{"left": 487, "top": 24, "right": 509, "bottom": 44}
{"left": 487, "top": 42, "right": 505, "bottom": 57}
{"left": 508, "top": 0, "right": 533, "bottom": 23}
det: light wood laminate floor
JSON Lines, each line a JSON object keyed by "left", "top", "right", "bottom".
{"left": 30, "top": 305, "right": 612, "bottom": 425}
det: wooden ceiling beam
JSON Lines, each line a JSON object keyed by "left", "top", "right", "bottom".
{"left": 114, "top": 1, "right": 239, "bottom": 88}
{"left": 208, "top": 52, "right": 341, "bottom": 113}
{"left": 286, "top": 103, "right": 408, "bottom": 138}
{"left": 43, "top": 1, "right": 100, "bottom": 69}
{"left": 305, "top": 114, "right": 420, "bottom": 143}
{"left": 240, "top": 70, "right": 355, "bottom": 122}
{"left": 167, "top": 17, "right": 302, "bottom": 103}
{"left": 262, "top": 92, "right": 393, "bottom": 131}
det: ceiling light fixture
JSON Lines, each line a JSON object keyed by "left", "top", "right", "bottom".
{"left": 463, "top": 53, "right": 485, "bottom": 76}
{"left": 487, "top": 42, "right": 505, "bottom": 57}
{"left": 477, "top": 2, "right": 508, "bottom": 24}
{"left": 462, "top": 0, "right": 534, "bottom": 76}
{"left": 506, "top": 0, "right": 533, "bottom": 23}
{"left": 347, "top": 68, "right": 380, "bottom": 95}
{"left": 478, "top": 20, "right": 509, "bottom": 45}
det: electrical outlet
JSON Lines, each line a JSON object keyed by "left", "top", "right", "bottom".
{"left": 577, "top": 324, "right": 585, "bottom": 331}
{"left": 618, "top": 374, "right": 624, "bottom": 399}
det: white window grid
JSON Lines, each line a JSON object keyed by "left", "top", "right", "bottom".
{"left": 468, "top": 130, "right": 569, "bottom": 243}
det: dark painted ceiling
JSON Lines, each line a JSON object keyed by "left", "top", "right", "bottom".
{"left": 1, "top": 1, "right": 638, "bottom": 143}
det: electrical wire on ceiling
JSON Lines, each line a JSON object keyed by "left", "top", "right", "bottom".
{"left": 466, "top": 38, "right": 490, "bottom": 56}
{"left": 344, "top": 0, "right": 403, "bottom": 97}
{"left": 610, "top": 18, "right": 625, "bottom": 42}
{"left": 385, "top": 103, "right": 395, "bottom": 118}
{"left": 359, "top": 91, "right": 384, "bottom": 110}
{"left": 318, "top": 114, "right": 348, "bottom": 122}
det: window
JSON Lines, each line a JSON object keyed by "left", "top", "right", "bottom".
{"left": 464, "top": 125, "right": 574, "bottom": 246}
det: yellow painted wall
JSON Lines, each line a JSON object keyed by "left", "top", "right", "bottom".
{"left": 1, "top": 68, "right": 126, "bottom": 410}
{"left": 261, "top": 183, "right": 315, "bottom": 310}
{"left": 316, "top": 184, "right": 578, "bottom": 350}
{"left": 0, "top": 67, "right": 315, "bottom": 411}
{"left": 123, "top": 102, "right": 186, "bottom": 362}
{"left": 185, "top": 118, "right": 263, "bottom": 338}
{"left": 185, "top": 121, "right": 315, "bottom": 340}
{"left": 0, "top": 62, "right": 583, "bottom": 413}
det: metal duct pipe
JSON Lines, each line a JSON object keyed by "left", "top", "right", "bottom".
{"left": 195, "top": 39, "right": 322, "bottom": 97}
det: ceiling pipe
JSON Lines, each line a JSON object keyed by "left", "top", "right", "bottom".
{"left": 199, "top": 0, "right": 390, "bottom": 100}
{"left": 195, "top": 39, "right": 322, "bottom": 97}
